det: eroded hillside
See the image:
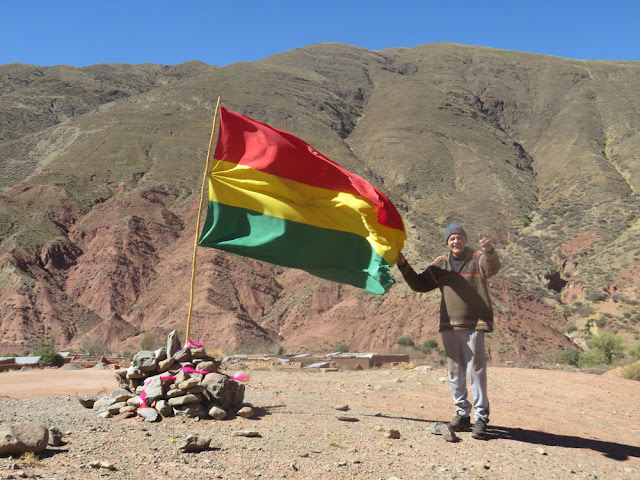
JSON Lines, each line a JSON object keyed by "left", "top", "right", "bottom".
{"left": 1, "top": 43, "right": 638, "bottom": 359}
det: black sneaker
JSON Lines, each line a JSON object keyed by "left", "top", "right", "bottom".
{"left": 472, "top": 418, "right": 487, "bottom": 440}
{"left": 450, "top": 414, "right": 471, "bottom": 432}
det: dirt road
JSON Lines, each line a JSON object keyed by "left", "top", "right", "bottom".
{"left": 0, "top": 366, "right": 638, "bottom": 479}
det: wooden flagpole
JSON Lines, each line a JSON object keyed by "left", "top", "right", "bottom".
{"left": 185, "top": 96, "right": 221, "bottom": 343}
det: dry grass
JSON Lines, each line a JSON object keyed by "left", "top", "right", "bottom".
{"left": 621, "top": 362, "right": 640, "bottom": 381}
{"left": 400, "top": 361, "right": 417, "bottom": 370}
{"left": 19, "top": 451, "right": 40, "bottom": 465}
{"left": 206, "top": 348, "right": 224, "bottom": 359}
{"left": 245, "top": 361, "right": 274, "bottom": 372}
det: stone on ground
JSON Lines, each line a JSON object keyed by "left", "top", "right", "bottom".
{"left": 0, "top": 422, "right": 49, "bottom": 455}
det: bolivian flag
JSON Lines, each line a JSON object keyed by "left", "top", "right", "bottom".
{"left": 198, "top": 107, "right": 406, "bottom": 294}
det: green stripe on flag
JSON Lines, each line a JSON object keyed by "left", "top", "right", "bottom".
{"left": 198, "top": 201, "right": 395, "bottom": 294}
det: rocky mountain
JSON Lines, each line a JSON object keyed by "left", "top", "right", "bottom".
{"left": 1, "top": 43, "right": 639, "bottom": 362}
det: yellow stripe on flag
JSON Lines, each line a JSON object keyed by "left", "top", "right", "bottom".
{"left": 209, "top": 159, "right": 405, "bottom": 264}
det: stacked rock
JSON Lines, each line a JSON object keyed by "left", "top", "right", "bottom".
{"left": 91, "top": 330, "right": 245, "bottom": 422}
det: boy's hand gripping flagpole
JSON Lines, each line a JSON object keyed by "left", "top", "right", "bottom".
{"left": 185, "top": 96, "right": 221, "bottom": 343}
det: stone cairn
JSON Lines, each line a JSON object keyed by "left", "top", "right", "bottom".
{"left": 84, "top": 330, "right": 246, "bottom": 422}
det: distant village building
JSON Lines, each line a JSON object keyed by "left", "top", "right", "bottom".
{"left": 0, "top": 352, "right": 71, "bottom": 371}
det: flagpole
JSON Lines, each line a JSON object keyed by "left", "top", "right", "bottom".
{"left": 185, "top": 96, "right": 221, "bottom": 343}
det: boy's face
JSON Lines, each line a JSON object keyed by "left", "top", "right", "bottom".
{"left": 447, "top": 233, "right": 467, "bottom": 258}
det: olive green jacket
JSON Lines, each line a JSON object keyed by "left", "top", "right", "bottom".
{"left": 398, "top": 247, "right": 500, "bottom": 332}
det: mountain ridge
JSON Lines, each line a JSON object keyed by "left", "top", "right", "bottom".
{"left": 1, "top": 42, "right": 638, "bottom": 361}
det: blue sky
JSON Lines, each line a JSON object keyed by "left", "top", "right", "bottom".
{"left": 2, "top": 1, "right": 638, "bottom": 67}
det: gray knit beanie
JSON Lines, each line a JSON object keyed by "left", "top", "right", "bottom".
{"left": 444, "top": 222, "right": 467, "bottom": 244}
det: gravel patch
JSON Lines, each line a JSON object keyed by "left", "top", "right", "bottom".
{"left": 1, "top": 367, "right": 639, "bottom": 479}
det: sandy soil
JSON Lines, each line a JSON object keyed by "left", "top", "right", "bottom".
{"left": 0, "top": 368, "right": 119, "bottom": 399}
{"left": 0, "top": 366, "right": 639, "bottom": 480}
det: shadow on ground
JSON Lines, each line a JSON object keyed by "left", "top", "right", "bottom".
{"left": 490, "top": 426, "right": 640, "bottom": 461}
{"left": 365, "top": 413, "right": 639, "bottom": 461}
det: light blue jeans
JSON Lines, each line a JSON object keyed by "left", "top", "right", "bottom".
{"left": 441, "top": 329, "right": 489, "bottom": 422}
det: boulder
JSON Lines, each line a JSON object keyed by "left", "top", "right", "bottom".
{"left": 157, "top": 357, "right": 175, "bottom": 373}
{"left": 237, "top": 406, "right": 254, "bottom": 419}
{"left": 174, "top": 403, "right": 207, "bottom": 418}
{"left": 137, "top": 408, "right": 159, "bottom": 422}
{"left": 109, "top": 388, "right": 134, "bottom": 402}
{"left": 77, "top": 396, "right": 95, "bottom": 409}
{"left": 142, "top": 375, "right": 165, "bottom": 405}
{"left": 0, "top": 423, "right": 49, "bottom": 455}
{"left": 126, "top": 366, "right": 145, "bottom": 380}
{"left": 127, "top": 396, "right": 143, "bottom": 408}
{"left": 191, "top": 346, "right": 207, "bottom": 359}
{"left": 177, "top": 378, "right": 200, "bottom": 390}
{"left": 197, "top": 360, "right": 220, "bottom": 372}
{"left": 173, "top": 369, "right": 189, "bottom": 386}
{"left": 154, "top": 346, "right": 167, "bottom": 362}
{"left": 166, "top": 388, "right": 187, "bottom": 399}
{"left": 208, "top": 406, "right": 227, "bottom": 420}
{"left": 168, "top": 394, "right": 202, "bottom": 407}
{"left": 114, "top": 371, "right": 130, "bottom": 390}
{"left": 173, "top": 348, "right": 192, "bottom": 363}
{"left": 111, "top": 391, "right": 134, "bottom": 404}
{"left": 202, "top": 373, "right": 244, "bottom": 410}
{"left": 106, "top": 402, "right": 128, "bottom": 415}
{"left": 133, "top": 350, "right": 157, "bottom": 372}
{"left": 155, "top": 400, "right": 174, "bottom": 417}
{"left": 166, "top": 330, "right": 181, "bottom": 357}
{"left": 185, "top": 385, "right": 206, "bottom": 395}
{"left": 47, "top": 427, "right": 63, "bottom": 446}
{"left": 178, "top": 435, "right": 211, "bottom": 452}
{"left": 93, "top": 397, "right": 108, "bottom": 411}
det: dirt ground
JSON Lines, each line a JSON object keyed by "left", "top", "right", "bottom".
{"left": 0, "top": 368, "right": 120, "bottom": 399}
{"left": 0, "top": 365, "right": 639, "bottom": 479}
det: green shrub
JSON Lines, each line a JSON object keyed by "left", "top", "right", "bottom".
{"left": 587, "top": 332, "right": 624, "bottom": 364}
{"left": 584, "top": 290, "right": 607, "bottom": 302}
{"left": 578, "top": 349, "right": 605, "bottom": 367}
{"left": 416, "top": 339, "right": 440, "bottom": 355}
{"left": 576, "top": 304, "right": 595, "bottom": 316}
{"left": 331, "top": 343, "right": 348, "bottom": 353}
{"left": 35, "top": 346, "right": 64, "bottom": 367}
{"left": 555, "top": 349, "right": 580, "bottom": 366}
{"left": 628, "top": 341, "right": 640, "bottom": 361}
{"left": 397, "top": 336, "right": 415, "bottom": 347}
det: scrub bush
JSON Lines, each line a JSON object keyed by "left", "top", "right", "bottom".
{"left": 35, "top": 345, "right": 64, "bottom": 367}
{"left": 621, "top": 363, "right": 640, "bottom": 381}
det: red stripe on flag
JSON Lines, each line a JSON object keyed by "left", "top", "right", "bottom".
{"left": 214, "top": 107, "right": 404, "bottom": 231}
